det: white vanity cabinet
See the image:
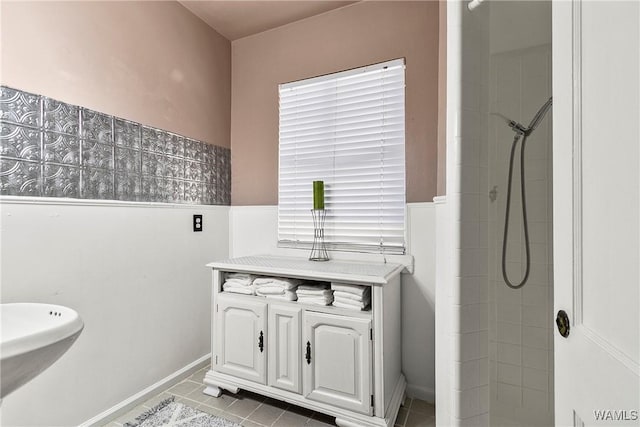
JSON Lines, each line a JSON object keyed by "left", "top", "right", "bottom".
{"left": 204, "top": 255, "right": 406, "bottom": 427}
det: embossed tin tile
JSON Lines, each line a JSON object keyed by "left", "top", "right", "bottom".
{"left": 114, "top": 118, "right": 141, "bottom": 148}
{"left": 0, "top": 123, "right": 41, "bottom": 161}
{"left": 164, "top": 155, "right": 184, "bottom": 180}
{"left": 142, "top": 126, "right": 165, "bottom": 153}
{"left": 185, "top": 181, "right": 202, "bottom": 204}
{"left": 115, "top": 146, "right": 141, "bottom": 174}
{"left": 165, "top": 133, "right": 184, "bottom": 158}
{"left": 0, "top": 158, "right": 41, "bottom": 196}
{"left": 184, "top": 138, "right": 203, "bottom": 162}
{"left": 83, "top": 140, "right": 114, "bottom": 169}
{"left": 44, "top": 164, "right": 80, "bottom": 198}
{"left": 141, "top": 151, "right": 165, "bottom": 177}
{"left": 184, "top": 160, "right": 202, "bottom": 182}
{"left": 165, "top": 178, "right": 185, "bottom": 203}
{"left": 0, "top": 86, "right": 41, "bottom": 128}
{"left": 203, "top": 183, "right": 217, "bottom": 205}
{"left": 43, "top": 98, "right": 79, "bottom": 135}
{"left": 44, "top": 132, "right": 80, "bottom": 165}
{"left": 82, "top": 167, "right": 114, "bottom": 200}
{"left": 203, "top": 142, "right": 216, "bottom": 166}
{"left": 115, "top": 173, "right": 142, "bottom": 201}
{"left": 82, "top": 109, "right": 113, "bottom": 143}
{"left": 141, "top": 175, "right": 165, "bottom": 202}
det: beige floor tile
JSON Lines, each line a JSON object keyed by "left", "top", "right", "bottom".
{"left": 241, "top": 420, "right": 265, "bottom": 427}
{"left": 190, "top": 367, "right": 208, "bottom": 384}
{"left": 218, "top": 411, "right": 246, "bottom": 424}
{"left": 404, "top": 413, "right": 436, "bottom": 427}
{"left": 186, "top": 384, "right": 214, "bottom": 405}
{"left": 196, "top": 403, "right": 224, "bottom": 417}
{"left": 409, "top": 400, "right": 435, "bottom": 416}
{"left": 168, "top": 379, "right": 201, "bottom": 397}
{"left": 274, "top": 410, "right": 311, "bottom": 426}
{"left": 226, "top": 397, "right": 263, "bottom": 418}
{"left": 306, "top": 412, "right": 336, "bottom": 426}
{"left": 204, "top": 393, "right": 238, "bottom": 410}
{"left": 395, "top": 407, "right": 409, "bottom": 426}
{"left": 247, "top": 404, "right": 286, "bottom": 426}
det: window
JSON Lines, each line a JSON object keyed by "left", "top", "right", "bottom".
{"left": 278, "top": 59, "right": 406, "bottom": 254}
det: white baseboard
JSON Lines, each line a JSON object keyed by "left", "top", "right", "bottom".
{"left": 406, "top": 383, "right": 435, "bottom": 404}
{"left": 80, "top": 354, "right": 211, "bottom": 427}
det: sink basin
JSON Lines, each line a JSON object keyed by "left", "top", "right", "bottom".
{"left": 1, "top": 303, "right": 84, "bottom": 399}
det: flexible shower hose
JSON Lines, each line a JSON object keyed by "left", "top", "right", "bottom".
{"left": 502, "top": 132, "right": 530, "bottom": 289}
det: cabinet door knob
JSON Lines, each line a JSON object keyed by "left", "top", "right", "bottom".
{"left": 258, "top": 331, "right": 264, "bottom": 352}
{"left": 305, "top": 341, "right": 312, "bottom": 364}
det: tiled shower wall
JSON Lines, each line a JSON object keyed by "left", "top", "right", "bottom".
{"left": 0, "top": 86, "right": 230, "bottom": 204}
{"left": 488, "top": 44, "right": 553, "bottom": 426}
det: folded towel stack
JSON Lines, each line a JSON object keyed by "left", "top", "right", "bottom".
{"left": 222, "top": 273, "right": 256, "bottom": 295}
{"left": 331, "top": 283, "right": 371, "bottom": 310}
{"left": 296, "top": 284, "right": 334, "bottom": 306}
{"left": 254, "top": 277, "right": 301, "bottom": 301}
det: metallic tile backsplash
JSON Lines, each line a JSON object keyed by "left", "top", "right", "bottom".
{"left": 0, "top": 86, "right": 230, "bottom": 205}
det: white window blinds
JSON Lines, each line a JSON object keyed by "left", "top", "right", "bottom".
{"left": 278, "top": 58, "right": 406, "bottom": 254}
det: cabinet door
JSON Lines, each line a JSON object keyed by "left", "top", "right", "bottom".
{"left": 215, "top": 295, "right": 267, "bottom": 384}
{"left": 303, "top": 311, "right": 372, "bottom": 415}
{"left": 268, "top": 304, "right": 302, "bottom": 394}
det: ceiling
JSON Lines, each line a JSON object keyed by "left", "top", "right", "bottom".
{"left": 179, "top": 1, "right": 357, "bottom": 41}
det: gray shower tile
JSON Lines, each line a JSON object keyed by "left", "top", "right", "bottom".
{"left": 184, "top": 160, "right": 202, "bottom": 182}
{"left": 165, "top": 178, "right": 185, "bottom": 203}
{"left": 43, "top": 163, "right": 81, "bottom": 198}
{"left": 164, "top": 155, "right": 184, "bottom": 180}
{"left": 216, "top": 146, "right": 231, "bottom": 205}
{"left": 43, "top": 132, "right": 80, "bottom": 165}
{"left": 82, "top": 167, "right": 114, "bottom": 200}
{"left": 202, "top": 142, "right": 216, "bottom": 166}
{"left": 115, "top": 146, "right": 141, "bottom": 174}
{"left": 184, "top": 138, "right": 203, "bottom": 162}
{"left": 43, "top": 98, "right": 79, "bottom": 135}
{"left": 115, "top": 172, "right": 142, "bottom": 201}
{"left": 184, "top": 181, "right": 202, "bottom": 204}
{"left": 0, "top": 158, "right": 41, "bottom": 196}
{"left": 201, "top": 162, "right": 213, "bottom": 183}
{"left": 114, "top": 118, "right": 141, "bottom": 148}
{"left": 82, "top": 140, "right": 114, "bottom": 169}
{"left": 0, "top": 86, "right": 41, "bottom": 128}
{"left": 141, "top": 175, "right": 165, "bottom": 202}
{"left": 81, "top": 109, "right": 113, "bottom": 143}
{"left": 142, "top": 126, "right": 165, "bottom": 153}
{"left": 165, "top": 133, "right": 184, "bottom": 158}
{"left": 0, "top": 123, "right": 41, "bottom": 161}
{"left": 141, "top": 151, "right": 165, "bottom": 177}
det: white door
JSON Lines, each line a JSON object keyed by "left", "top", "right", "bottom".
{"left": 553, "top": 1, "right": 639, "bottom": 425}
{"left": 303, "top": 311, "right": 373, "bottom": 415}
{"left": 268, "top": 304, "right": 302, "bottom": 394}
{"left": 215, "top": 295, "right": 267, "bottom": 384}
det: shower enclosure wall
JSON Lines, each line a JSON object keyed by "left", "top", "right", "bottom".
{"left": 436, "top": 2, "right": 553, "bottom": 426}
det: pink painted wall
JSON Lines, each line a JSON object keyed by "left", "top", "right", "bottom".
{"left": 0, "top": 1, "right": 231, "bottom": 147}
{"left": 231, "top": 1, "right": 441, "bottom": 205}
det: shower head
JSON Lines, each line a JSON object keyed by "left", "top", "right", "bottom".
{"left": 493, "top": 97, "right": 553, "bottom": 137}
{"left": 527, "top": 97, "right": 553, "bottom": 132}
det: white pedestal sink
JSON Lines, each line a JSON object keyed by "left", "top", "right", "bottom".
{"left": 0, "top": 303, "right": 84, "bottom": 399}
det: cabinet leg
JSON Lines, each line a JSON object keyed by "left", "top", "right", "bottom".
{"left": 203, "top": 385, "right": 222, "bottom": 398}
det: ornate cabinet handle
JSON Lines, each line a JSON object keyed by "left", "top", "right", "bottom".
{"left": 305, "top": 341, "right": 311, "bottom": 364}
{"left": 258, "top": 331, "right": 264, "bottom": 352}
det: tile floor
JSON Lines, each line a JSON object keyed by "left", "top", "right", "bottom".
{"left": 103, "top": 365, "right": 435, "bottom": 427}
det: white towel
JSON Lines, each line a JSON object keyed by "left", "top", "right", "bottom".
{"left": 224, "top": 276, "right": 255, "bottom": 287}
{"left": 225, "top": 273, "right": 255, "bottom": 281}
{"left": 265, "top": 291, "right": 297, "bottom": 301}
{"left": 296, "top": 289, "right": 333, "bottom": 297}
{"left": 298, "top": 295, "right": 334, "bottom": 306}
{"left": 222, "top": 283, "right": 255, "bottom": 295}
{"left": 331, "top": 283, "right": 369, "bottom": 297}
{"left": 333, "top": 300, "right": 370, "bottom": 310}
{"left": 333, "top": 290, "right": 370, "bottom": 302}
{"left": 256, "top": 285, "right": 296, "bottom": 296}
{"left": 253, "top": 277, "right": 301, "bottom": 290}
{"left": 298, "top": 284, "right": 330, "bottom": 291}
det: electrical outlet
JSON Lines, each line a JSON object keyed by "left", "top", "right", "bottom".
{"left": 193, "top": 214, "right": 203, "bottom": 232}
